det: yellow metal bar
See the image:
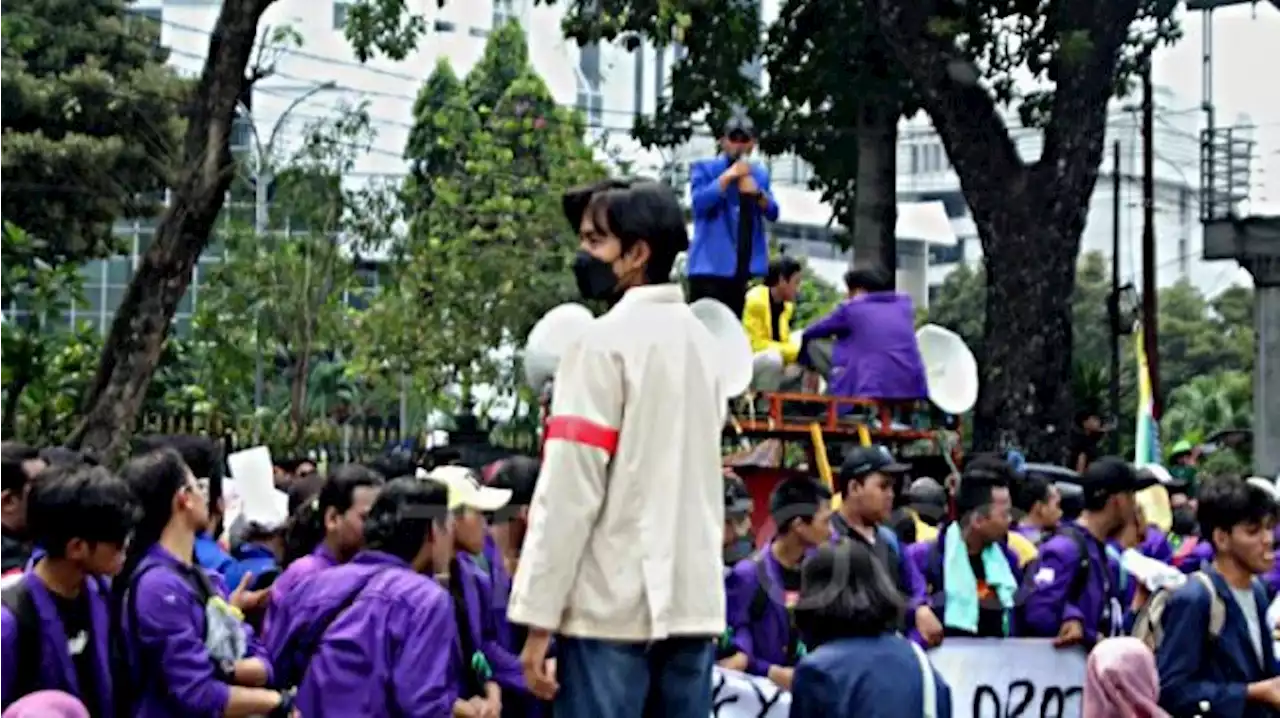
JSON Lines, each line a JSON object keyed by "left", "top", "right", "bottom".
{"left": 856, "top": 424, "right": 871, "bottom": 448}
{"left": 810, "top": 422, "right": 838, "bottom": 510}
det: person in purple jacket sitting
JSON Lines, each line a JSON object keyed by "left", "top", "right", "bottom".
{"left": 798, "top": 266, "right": 928, "bottom": 405}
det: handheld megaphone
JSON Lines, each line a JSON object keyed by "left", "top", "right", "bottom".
{"left": 689, "top": 298, "right": 753, "bottom": 399}
{"left": 915, "top": 323, "right": 979, "bottom": 415}
{"left": 522, "top": 303, "right": 594, "bottom": 390}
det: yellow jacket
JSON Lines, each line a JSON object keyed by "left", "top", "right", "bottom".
{"left": 1007, "top": 530, "right": 1039, "bottom": 568}
{"left": 743, "top": 285, "right": 798, "bottom": 363}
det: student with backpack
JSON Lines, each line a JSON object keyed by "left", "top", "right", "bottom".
{"left": 114, "top": 448, "right": 289, "bottom": 718}
{"left": 1, "top": 464, "right": 136, "bottom": 714}
{"left": 1021, "top": 457, "right": 1158, "bottom": 649}
{"left": 723, "top": 476, "right": 833, "bottom": 691}
{"left": 265, "top": 478, "right": 462, "bottom": 717}
{"left": 1151, "top": 477, "right": 1280, "bottom": 717}
{"left": 828, "top": 447, "right": 934, "bottom": 646}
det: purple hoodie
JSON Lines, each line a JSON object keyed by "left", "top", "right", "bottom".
{"left": 799, "top": 292, "right": 929, "bottom": 402}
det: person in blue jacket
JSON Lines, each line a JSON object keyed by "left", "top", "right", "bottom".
{"left": 114, "top": 447, "right": 290, "bottom": 718}
{"left": 686, "top": 113, "right": 779, "bottom": 318}
{"left": 723, "top": 476, "right": 832, "bottom": 689}
{"left": 790, "top": 539, "right": 953, "bottom": 718}
{"left": 1157, "top": 477, "right": 1280, "bottom": 717}
{"left": 828, "top": 446, "right": 936, "bottom": 645}
{"left": 1020, "top": 457, "right": 1157, "bottom": 650}
{"left": 1, "top": 463, "right": 136, "bottom": 715}
{"left": 910, "top": 460, "right": 1023, "bottom": 640}
{"left": 265, "top": 477, "right": 461, "bottom": 717}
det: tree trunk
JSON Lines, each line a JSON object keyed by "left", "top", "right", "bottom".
{"left": 852, "top": 101, "right": 900, "bottom": 284}
{"left": 866, "top": 0, "right": 1140, "bottom": 458}
{"left": 66, "top": 0, "right": 275, "bottom": 461}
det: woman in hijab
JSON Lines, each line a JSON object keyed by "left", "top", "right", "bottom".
{"left": 1083, "top": 638, "right": 1168, "bottom": 718}
{"left": 2, "top": 691, "right": 90, "bottom": 718}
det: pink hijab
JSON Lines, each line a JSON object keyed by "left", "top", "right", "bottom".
{"left": 1084, "top": 638, "right": 1169, "bottom": 718}
{"left": 2, "top": 691, "right": 90, "bottom": 718}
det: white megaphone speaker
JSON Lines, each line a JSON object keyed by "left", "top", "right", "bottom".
{"left": 689, "top": 298, "right": 753, "bottom": 398}
{"left": 523, "top": 303, "right": 595, "bottom": 391}
{"left": 915, "top": 323, "right": 979, "bottom": 415}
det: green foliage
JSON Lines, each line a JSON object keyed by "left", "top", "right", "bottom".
{"left": 1, "top": 0, "right": 186, "bottom": 263}
{"left": 362, "top": 31, "right": 607, "bottom": 404}
{"left": 792, "top": 272, "right": 843, "bottom": 329}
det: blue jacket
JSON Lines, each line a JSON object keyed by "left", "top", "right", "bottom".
{"left": 791, "top": 634, "right": 953, "bottom": 717}
{"left": 1156, "top": 567, "right": 1280, "bottom": 718}
{"left": 120, "top": 545, "right": 275, "bottom": 718}
{"left": 265, "top": 550, "right": 459, "bottom": 717}
{"left": 687, "top": 156, "right": 778, "bottom": 279}
{"left": 194, "top": 532, "right": 235, "bottom": 578}
{"left": 1, "top": 571, "right": 115, "bottom": 715}
{"left": 225, "top": 543, "right": 280, "bottom": 593}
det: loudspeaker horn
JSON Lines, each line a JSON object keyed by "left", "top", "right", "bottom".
{"left": 690, "top": 298, "right": 753, "bottom": 398}
{"left": 523, "top": 303, "right": 594, "bottom": 391}
{"left": 915, "top": 323, "right": 979, "bottom": 415}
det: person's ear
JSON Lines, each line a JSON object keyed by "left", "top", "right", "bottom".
{"left": 623, "top": 239, "right": 651, "bottom": 271}
{"left": 323, "top": 506, "right": 341, "bottom": 532}
{"left": 65, "top": 538, "right": 88, "bottom": 563}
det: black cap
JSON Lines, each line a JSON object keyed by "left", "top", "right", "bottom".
{"left": 1078, "top": 457, "right": 1159, "bottom": 503}
{"left": 723, "top": 114, "right": 755, "bottom": 139}
{"left": 905, "top": 477, "right": 947, "bottom": 523}
{"left": 724, "top": 474, "right": 752, "bottom": 517}
{"left": 839, "top": 445, "right": 910, "bottom": 481}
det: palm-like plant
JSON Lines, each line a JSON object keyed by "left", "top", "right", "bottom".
{"left": 1161, "top": 371, "right": 1252, "bottom": 446}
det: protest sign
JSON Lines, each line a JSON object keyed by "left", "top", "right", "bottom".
{"left": 709, "top": 667, "right": 790, "bottom": 718}
{"left": 226, "top": 446, "right": 288, "bottom": 526}
{"left": 930, "top": 638, "right": 1085, "bottom": 718}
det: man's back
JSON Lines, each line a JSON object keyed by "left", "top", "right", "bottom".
{"left": 810, "top": 292, "right": 927, "bottom": 400}
{"left": 510, "top": 285, "right": 726, "bottom": 642}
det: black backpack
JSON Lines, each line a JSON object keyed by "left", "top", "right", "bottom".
{"left": 745, "top": 554, "right": 805, "bottom": 662}
{"left": 1014, "top": 524, "right": 1094, "bottom": 623}
{"left": 2, "top": 577, "right": 43, "bottom": 703}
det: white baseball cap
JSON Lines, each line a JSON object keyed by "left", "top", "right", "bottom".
{"left": 419, "top": 465, "right": 513, "bottom": 512}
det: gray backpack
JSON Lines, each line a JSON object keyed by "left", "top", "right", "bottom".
{"left": 1132, "top": 572, "right": 1226, "bottom": 651}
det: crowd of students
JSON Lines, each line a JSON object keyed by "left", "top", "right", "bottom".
{"left": 719, "top": 447, "right": 1280, "bottom": 717}
{"left": 0, "top": 438, "right": 545, "bottom": 718}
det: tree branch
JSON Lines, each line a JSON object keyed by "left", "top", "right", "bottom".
{"left": 865, "top": 0, "right": 1028, "bottom": 199}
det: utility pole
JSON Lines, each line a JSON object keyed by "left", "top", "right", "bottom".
{"left": 1109, "top": 141, "right": 1122, "bottom": 455}
{"left": 1140, "top": 61, "right": 1161, "bottom": 419}
{"left": 242, "top": 81, "right": 338, "bottom": 444}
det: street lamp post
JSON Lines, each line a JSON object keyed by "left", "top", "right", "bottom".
{"left": 242, "top": 81, "right": 338, "bottom": 444}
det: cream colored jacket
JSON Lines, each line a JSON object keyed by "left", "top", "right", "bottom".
{"left": 508, "top": 285, "right": 728, "bottom": 641}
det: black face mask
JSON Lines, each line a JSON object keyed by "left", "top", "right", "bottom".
{"left": 573, "top": 250, "right": 621, "bottom": 302}
{"left": 724, "top": 535, "right": 755, "bottom": 566}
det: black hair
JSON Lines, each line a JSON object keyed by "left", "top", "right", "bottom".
{"left": 113, "top": 448, "right": 193, "bottom": 613}
{"left": 286, "top": 475, "right": 324, "bottom": 516}
{"left": 843, "top": 266, "right": 890, "bottom": 293}
{"left": 1171, "top": 504, "right": 1198, "bottom": 536}
{"left": 1014, "top": 476, "right": 1054, "bottom": 514}
{"left": 794, "top": 540, "right": 904, "bottom": 647}
{"left": 134, "top": 435, "right": 224, "bottom": 528}
{"left": 27, "top": 463, "right": 137, "bottom": 558}
{"left": 562, "top": 178, "right": 634, "bottom": 232}
{"left": 580, "top": 180, "right": 689, "bottom": 284}
{"left": 362, "top": 477, "right": 450, "bottom": 563}
{"left": 770, "top": 477, "right": 831, "bottom": 533}
{"left": 489, "top": 456, "right": 540, "bottom": 507}
{"left": 368, "top": 451, "right": 418, "bottom": 481}
{"left": 765, "top": 257, "right": 803, "bottom": 287}
{"left": 282, "top": 463, "right": 385, "bottom": 565}
{"left": 1198, "top": 477, "right": 1279, "bottom": 548}
{"left": 888, "top": 508, "right": 918, "bottom": 545}
{"left": 1, "top": 442, "right": 41, "bottom": 495}
{"left": 425, "top": 447, "right": 463, "bottom": 470}
{"left": 39, "top": 446, "right": 99, "bottom": 468}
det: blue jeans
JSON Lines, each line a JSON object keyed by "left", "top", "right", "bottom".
{"left": 555, "top": 636, "right": 715, "bottom": 718}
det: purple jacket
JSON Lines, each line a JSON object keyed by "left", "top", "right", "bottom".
{"left": 456, "top": 554, "right": 525, "bottom": 694}
{"left": 724, "top": 544, "right": 798, "bottom": 677}
{"left": 799, "top": 292, "right": 928, "bottom": 401}
{"left": 1, "top": 572, "right": 115, "bottom": 715}
{"left": 120, "top": 545, "right": 274, "bottom": 718}
{"left": 1139, "top": 525, "right": 1174, "bottom": 564}
{"left": 265, "top": 550, "right": 459, "bottom": 717}
{"left": 263, "top": 543, "right": 339, "bottom": 637}
{"left": 906, "top": 535, "right": 1024, "bottom": 637}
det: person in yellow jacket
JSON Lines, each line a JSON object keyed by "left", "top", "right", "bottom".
{"left": 743, "top": 257, "right": 805, "bottom": 391}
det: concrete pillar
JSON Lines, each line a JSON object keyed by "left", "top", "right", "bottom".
{"left": 1255, "top": 280, "right": 1280, "bottom": 478}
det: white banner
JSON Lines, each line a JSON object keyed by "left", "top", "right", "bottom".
{"left": 929, "top": 638, "right": 1086, "bottom": 718}
{"left": 709, "top": 667, "right": 790, "bottom": 718}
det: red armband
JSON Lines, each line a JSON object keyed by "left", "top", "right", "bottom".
{"left": 544, "top": 416, "right": 620, "bottom": 456}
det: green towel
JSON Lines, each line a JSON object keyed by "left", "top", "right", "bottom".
{"left": 941, "top": 522, "right": 1017, "bottom": 635}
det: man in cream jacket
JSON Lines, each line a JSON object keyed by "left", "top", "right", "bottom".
{"left": 508, "top": 178, "right": 728, "bottom": 718}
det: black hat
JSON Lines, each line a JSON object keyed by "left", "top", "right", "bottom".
{"left": 839, "top": 445, "right": 910, "bottom": 481}
{"left": 905, "top": 477, "right": 947, "bottom": 523}
{"left": 724, "top": 474, "right": 753, "bottom": 517}
{"left": 723, "top": 114, "right": 755, "bottom": 139}
{"left": 1078, "top": 457, "right": 1159, "bottom": 504}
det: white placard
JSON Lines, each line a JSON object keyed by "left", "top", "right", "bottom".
{"left": 1121, "top": 549, "right": 1185, "bottom": 591}
{"left": 929, "top": 638, "right": 1085, "bottom": 718}
{"left": 709, "top": 667, "right": 790, "bottom": 718}
{"left": 226, "top": 446, "right": 287, "bottom": 525}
